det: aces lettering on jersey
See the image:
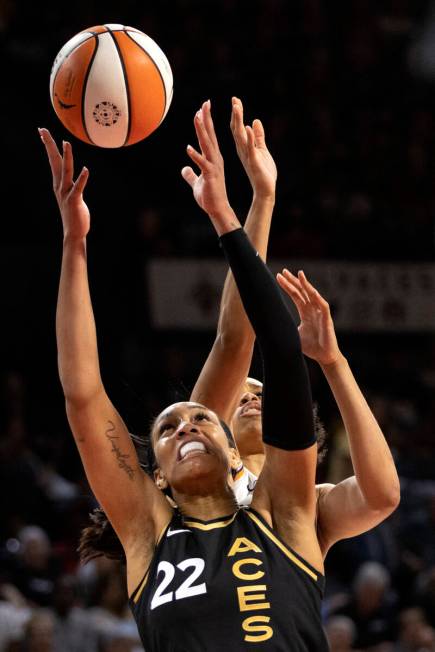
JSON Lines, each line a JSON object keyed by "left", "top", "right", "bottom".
{"left": 227, "top": 537, "right": 273, "bottom": 643}
{"left": 148, "top": 532, "right": 272, "bottom": 643}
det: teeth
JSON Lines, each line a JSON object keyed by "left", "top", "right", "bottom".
{"left": 179, "top": 441, "right": 206, "bottom": 459}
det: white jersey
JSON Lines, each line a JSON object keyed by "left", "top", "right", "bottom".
{"left": 232, "top": 465, "right": 257, "bottom": 507}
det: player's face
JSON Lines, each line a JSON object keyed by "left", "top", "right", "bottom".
{"left": 232, "top": 379, "right": 264, "bottom": 456}
{"left": 152, "top": 402, "right": 235, "bottom": 495}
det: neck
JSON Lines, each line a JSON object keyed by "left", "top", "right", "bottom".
{"left": 175, "top": 486, "right": 238, "bottom": 521}
{"left": 241, "top": 453, "right": 265, "bottom": 478}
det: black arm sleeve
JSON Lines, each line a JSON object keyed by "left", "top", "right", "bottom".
{"left": 219, "top": 228, "right": 315, "bottom": 451}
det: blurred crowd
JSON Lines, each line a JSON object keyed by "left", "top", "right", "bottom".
{"left": 2, "top": 0, "right": 435, "bottom": 650}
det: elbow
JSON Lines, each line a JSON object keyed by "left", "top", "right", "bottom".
{"left": 64, "top": 393, "right": 90, "bottom": 410}
{"left": 384, "top": 471, "right": 402, "bottom": 512}
{"left": 58, "top": 361, "right": 103, "bottom": 407}
{"left": 371, "top": 482, "right": 401, "bottom": 516}
{"left": 215, "top": 304, "right": 255, "bottom": 351}
{"left": 388, "top": 483, "right": 401, "bottom": 511}
{"left": 61, "top": 379, "right": 104, "bottom": 409}
{"left": 214, "top": 330, "right": 254, "bottom": 357}
{"left": 359, "top": 470, "right": 401, "bottom": 516}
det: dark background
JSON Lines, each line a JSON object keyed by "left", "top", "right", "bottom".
{"left": 2, "top": 1, "right": 435, "bottom": 650}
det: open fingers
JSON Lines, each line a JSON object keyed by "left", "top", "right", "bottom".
{"left": 252, "top": 118, "right": 266, "bottom": 148}
{"left": 229, "top": 98, "right": 236, "bottom": 134}
{"left": 193, "top": 109, "right": 215, "bottom": 161}
{"left": 298, "top": 271, "right": 330, "bottom": 314}
{"left": 60, "top": 140, "right": 74, "bottom": 195}
{"left": 276, "top": 271, "right": 307, "bottom": 308}
{"left": 246, "top": 125, "right": 256, "bottom": 155}
{"left": 230, "top": 97, "right": 247, "bottom": 147}
{"left": 298, "top": 270, "right": 329, "bottom": 308}
{"left": 201, "top": 100, "right": 220, "bottom": 151}
{"left": 185, "top": 144, "right": 208, "bottom": 173}
{"left": 38, "top": 128, "right": 63, "bottom": 188}
{"left": 70, "top": 166, "right": 89, "bottom": 197}
{"left": 281, "top": 268, "right": 310, "bottom": 304}
{"left": 181, "top": 165, "right": 199, "bottom": 189}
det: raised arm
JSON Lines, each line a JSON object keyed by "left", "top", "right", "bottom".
{"left": 182, "top": 102, "right": 320, "bottom": 567}
{"left": 39, "top": 130, "right": 171, "bottom": 582}
{"left": 277, "top": 270, "right": 401, "bottom": 554}
{"left": 190, "top": 98, "right": 277, "bottom": 424}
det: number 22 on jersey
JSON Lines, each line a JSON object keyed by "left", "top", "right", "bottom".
{"left": 150, "top": 557, "right": 207, "bottom": 610}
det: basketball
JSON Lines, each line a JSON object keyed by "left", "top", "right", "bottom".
{"left": 50, "top": 24, "right": 173, "bottom": 148}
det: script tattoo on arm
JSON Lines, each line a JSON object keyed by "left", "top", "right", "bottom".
{"left": 105, "top": 420, "right": 135, "bottom": 480}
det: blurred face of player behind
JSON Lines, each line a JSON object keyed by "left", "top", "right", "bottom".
{"left": 232, "top": 378, "right": 264, "bottom": 458}
{"left": 152, "top": 402, "right": 239, "bottom": 500}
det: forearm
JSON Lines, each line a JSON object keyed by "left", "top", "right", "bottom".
{"left": 219, "top": 228, "right": 314, "bottom": 450}
{"left": 321, "top": 354, "right": 400, "bottom": 509}
{"left": 217, "top": 195, "right": 275, "bottom": 344}
{"left": 56, "top": 236, "right": 103, "bottom": 403}
{"left": 190, "top": 198, "right": 274, "bottom": 420}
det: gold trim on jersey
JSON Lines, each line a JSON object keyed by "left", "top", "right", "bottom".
{"left": 246, "top": 511, "right": 318, "bottom": 581}
{"left": 131, "top": 521, "right": 169, "bottom": 604}
{"left": 233, "top": 468, "right": 245, "bottom": 482}
{"left": 132, "top": 569, "right": 150, "bottom": 604}
{"left": 184, "top": 512, "right": 238, "bottom": 530}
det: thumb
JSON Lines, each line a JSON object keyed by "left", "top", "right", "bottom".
{"left": 252, "top": 119, "right": 266, "bottom": 147}
{"left": 246, "top": 125, "right": 256, "bottom": 153}
{"left": 71, "top": 166, "right": 89, "bottom": 196}
{"left": 181, "top": 166, "right": 198, "bottom": 188}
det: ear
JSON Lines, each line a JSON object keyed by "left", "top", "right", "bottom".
{"left": 154, "top": 468, "right": 168, "bottom": 491}
{"left": 228, "top": 447, "right": 242, "bottom": 473}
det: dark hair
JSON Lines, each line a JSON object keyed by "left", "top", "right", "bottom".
{"left": 78, "top": 506, "right": 126, "bottom": 563}
{"left": 220, "top": 419, "right": 237, "bottom": 448}
{"left": 313, "top": 402, "right": 328, "bottom": 464}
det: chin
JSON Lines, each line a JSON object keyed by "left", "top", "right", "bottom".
{"left": 173, "top": 456, "right": 225, "bottom": 491}
{"left": 235, "top": 419, "right": 262, "bottom": 438}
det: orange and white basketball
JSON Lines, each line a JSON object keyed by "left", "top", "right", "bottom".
{"left": 50, "top": 24, "right": 173, "bottom": 148}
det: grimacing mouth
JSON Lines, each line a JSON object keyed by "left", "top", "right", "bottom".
{"left": 176, "top": 434, "right": 211, "bottom": 461}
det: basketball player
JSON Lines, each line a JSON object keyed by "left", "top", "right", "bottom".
{"left": 189, "top": 102, "right": 401, "bottom": 553}
{"left": 39, "top": 99, "right": 332, "bottom": 650}
{"left": 38, "top": 96, "right": 399, "bottom": 649}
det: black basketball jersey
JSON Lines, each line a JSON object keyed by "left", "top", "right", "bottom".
{"left": 129, "top": 508, "right": 329, "bottom": 651}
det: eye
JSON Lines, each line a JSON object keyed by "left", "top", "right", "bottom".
{"left": 256, "top": 392, "right": 263, "bottom": 399}
{"left": 159, "top": 422, "right": 174, "bottom": 436}
{"left": 193, "top": 411, "right": 210, "bottom": 422}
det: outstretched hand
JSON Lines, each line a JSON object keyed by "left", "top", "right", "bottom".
{"left": 181, "top": 100, "right": 240, "bottom": 234}
{"left": 277, "top": 269, "right": 340, "bottom": 366}
{"left": 39, "top": 128, "right": 90, "bottom": 240}
{"left": 230, "top": 97, "right": 277, "bottom": 200}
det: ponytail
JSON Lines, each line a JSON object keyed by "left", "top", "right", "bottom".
{"left": 78, "top": 506, "right": 125, "bottom": 563}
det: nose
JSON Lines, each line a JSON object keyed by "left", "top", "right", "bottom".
{"left": 175, "top": 421, "right": 199, "bottom": 438}
{"left": 241, "top": 392, "right": 260, "bottom": 405}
